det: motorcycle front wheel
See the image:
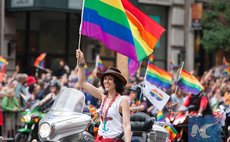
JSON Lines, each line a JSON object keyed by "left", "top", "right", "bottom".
{"left": 14, "top": 133, "right": 28, "bottom": 142}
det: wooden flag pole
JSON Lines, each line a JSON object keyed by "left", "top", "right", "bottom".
{"left": 174, "top": 61, "right": 184, "bottom": 94}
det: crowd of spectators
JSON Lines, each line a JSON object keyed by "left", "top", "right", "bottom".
{"left": 0, "top": 59, "right": 229, "bottom": 139}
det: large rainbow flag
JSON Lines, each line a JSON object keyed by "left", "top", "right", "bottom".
{"left": 34, "top": 53, "right": 46, "bottom": 68}
{"left": 178, "top": 69, "right": 203, "bottom": 95}
{"left": 145, "top": 62, "right": 173, "bottom": 89}
{"left": 81, "top": 0, "right": 165, "bottom": 76}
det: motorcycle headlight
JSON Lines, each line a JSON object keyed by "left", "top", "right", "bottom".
{"left": 39, "top": 123, "right": 51, "bottom": 138}
{"left": 24, "top": 114, "right": 31, "bottom": 123}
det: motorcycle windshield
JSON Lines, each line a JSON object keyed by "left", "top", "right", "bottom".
{"left": 50, "top": 88, "right": 85, "bottom": 113}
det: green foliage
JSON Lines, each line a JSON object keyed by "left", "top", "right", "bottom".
{"left": 201, "top": 0, "right": 230, "bottom": 52}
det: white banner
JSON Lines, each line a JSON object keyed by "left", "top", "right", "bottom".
{"left": 143, "top": 81, "right": 170, "bottom": 111}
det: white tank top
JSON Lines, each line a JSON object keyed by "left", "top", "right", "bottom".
{"left": 98, "top": 96, "right": 124, "bottom": 138}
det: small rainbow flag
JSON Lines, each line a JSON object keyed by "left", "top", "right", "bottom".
{"left": 96, "top": 55, "right": 106, "bottom": 72}
{"left": 149, "top": 54, "right": 154, "bottom": 63}
{"left": 0, "top": 56, "right": 8, "bottom": 66}
{"left": 224, "top": 67, "right": 230, "bottom": 76}
{"left": 156, "top": 111, "right": 164, "bottom": 122}
{"left": 34, "top": 53, "right": 46, "bottom": 68}
{"left": 164, "top": 123, "right": 178, "bottom": 141}
{"left": 178, "top": 69, "right": 203, "bottom": 95}
{"left": 0, "top": 56, "right": 8, "bottom": 82}
{"left": 87, "top": 72, "right": 94, "bottom": 83}
{"left": 145, "top": 63, "right": 173, "bottom": 89}
{"left": 84, "top": 64, "right": 91, "bottom": 77}
{"left": 223, "top": 57, "right": 229, "bottom": 67}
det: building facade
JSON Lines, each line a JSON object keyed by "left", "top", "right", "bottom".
{"left": 0, "top": 0, "right": 194, "bottom": 78}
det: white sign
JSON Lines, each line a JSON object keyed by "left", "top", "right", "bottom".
{"left": 11, "top": 0, "right": 34, "bottom": 8}
{"left": 143, "top": 81, "right": 170, "bottom": 111}
{"left": 138, "top": 0, "right": 172, "bottom": 6}
{"left": 68, "top": 0, "right": 83, "bottom": 10}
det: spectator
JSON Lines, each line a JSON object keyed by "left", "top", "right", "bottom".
{"left": 15, "top": 73, "right": 30, "bottom": 109}
{"left": 128, "top": 85, "right": 147, "bottom": 114}
{"left": 2, "top": 88, "right": 20, "bottom": 138}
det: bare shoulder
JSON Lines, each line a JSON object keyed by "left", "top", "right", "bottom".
{"left": 120, "top": 96, "right": 129, "bottom": 105}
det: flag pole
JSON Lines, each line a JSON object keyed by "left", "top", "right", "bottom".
{"left": 95, "top": 54, "right": 99, "bottom": 69}
{"left": 77, "top": 0, "right": 85, "bottom": 51}
{"left": 35, "top": 68, "right": 39, "bottom": 78}
{"left": 77, "top": 0, "right": 85, "bottom": 69}
{"left": 174, "top": 61, "right": 184, "bottom": 94}
{"left": 136, "top": 61, "right": 142, "bottom": 78}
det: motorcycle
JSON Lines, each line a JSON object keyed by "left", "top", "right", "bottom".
{"left": 38, "top": 87, "right": 169, "bottom": 142}
{"left": 130, "top": 112, "right": 169, "bottom": 142}
{"left": 215, "top": 103, "right": 230, "bottom": 141}
{"left": 164, "top": 105, "right": 195, "bottom": 142}
{"left": 15, "top": 102, "right": 46, "bottom": 142}
{"left": 38, "top": 88, "right": 94, "bottom": 142}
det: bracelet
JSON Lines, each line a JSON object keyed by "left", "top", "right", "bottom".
{"left": 79, "top": 62, "right": 86, "bottom": 68}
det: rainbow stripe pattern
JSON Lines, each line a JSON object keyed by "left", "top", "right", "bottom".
{"left": 81, "top": 0, "right": 165, "bottom": 75}
{"left": 84, "top": 64, "right": 91, "bottom": 77}
{"left": 178, "top": 69, "right": 203, "bottom": 95}
{"left": 0, "top": 56, "right": 8, "bottom": 66}
{"left": 223, "top": 57, "right": 229, "bottom": 67}
{"left": 164, "top": 123, "right": 178, "bottom": 141}
{"left": 34, "top": 53, "right": 46, "bottom": 68}
{"left": 156, "top": 111, "right": 164, "bottom": 122}
{"left": 145, "top": 63, "right": 173, "bottom": 89}
{"left": 150, "top": 89, "right": 163, "bottom": 101}
{"left": 224, "top": 67, "right": 230, "bottom": 76}
{"left": 97, "top": 56, "right": 106, "bottom": 72}
{"left": 87, "top": 72, "right": 94, "bottom": 83}
{"left": 149, "top": 54, "right": 154, "bottom": 63}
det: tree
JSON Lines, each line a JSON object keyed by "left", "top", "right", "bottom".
{"left": 201, "top": 0, "right": 230, "bottom": 52}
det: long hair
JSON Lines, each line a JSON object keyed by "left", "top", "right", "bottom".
{"left": 101, "top": 75, "right": 125, "bottom": 95}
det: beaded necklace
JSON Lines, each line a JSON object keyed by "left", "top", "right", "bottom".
{"left": 100, "top": 93, "right": 118, "bottom": 121}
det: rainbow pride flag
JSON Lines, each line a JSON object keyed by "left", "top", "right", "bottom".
{"left": 96, "top": 55, "right": 106, "bottom": 72}
{"left": 164, "top": 123, "right": 178, "bottom": 141}
{"left": 156, "top": 111, "right": 164, "bottom": 122}
{"left": 224, "top": 67, "right": 230, "bottom": 76}
{"left": 34, "top": 53, "right": 46, "bottom": 68}
{"left": 84, "top": 64, "right": 91, "bottom": 77}
{"left": 0, "top": 56, "right": 8, "bottom": 82}
{"left": 0, "top": 56, "right": 8, "bottom": 66}
{"left": 81, "top": 0, "right": 165, "bottom": 76}
{"left": 145, "top": 62, "right": 173, "bottom": 89}
{"left": 178, "top": 69, "right": 203, "bottom": 95}
{"left": 149, "top": 54, "right": 154, "bottom": 63}
{"left": 87, "top": 72, "right": 95, "bottom": 83}
{"left": 223, "top": 57, "right": 229, "bottom": 67}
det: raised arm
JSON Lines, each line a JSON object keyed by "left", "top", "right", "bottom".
{"left": 76, "top": 49, "right": 103, "bottom": 100}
